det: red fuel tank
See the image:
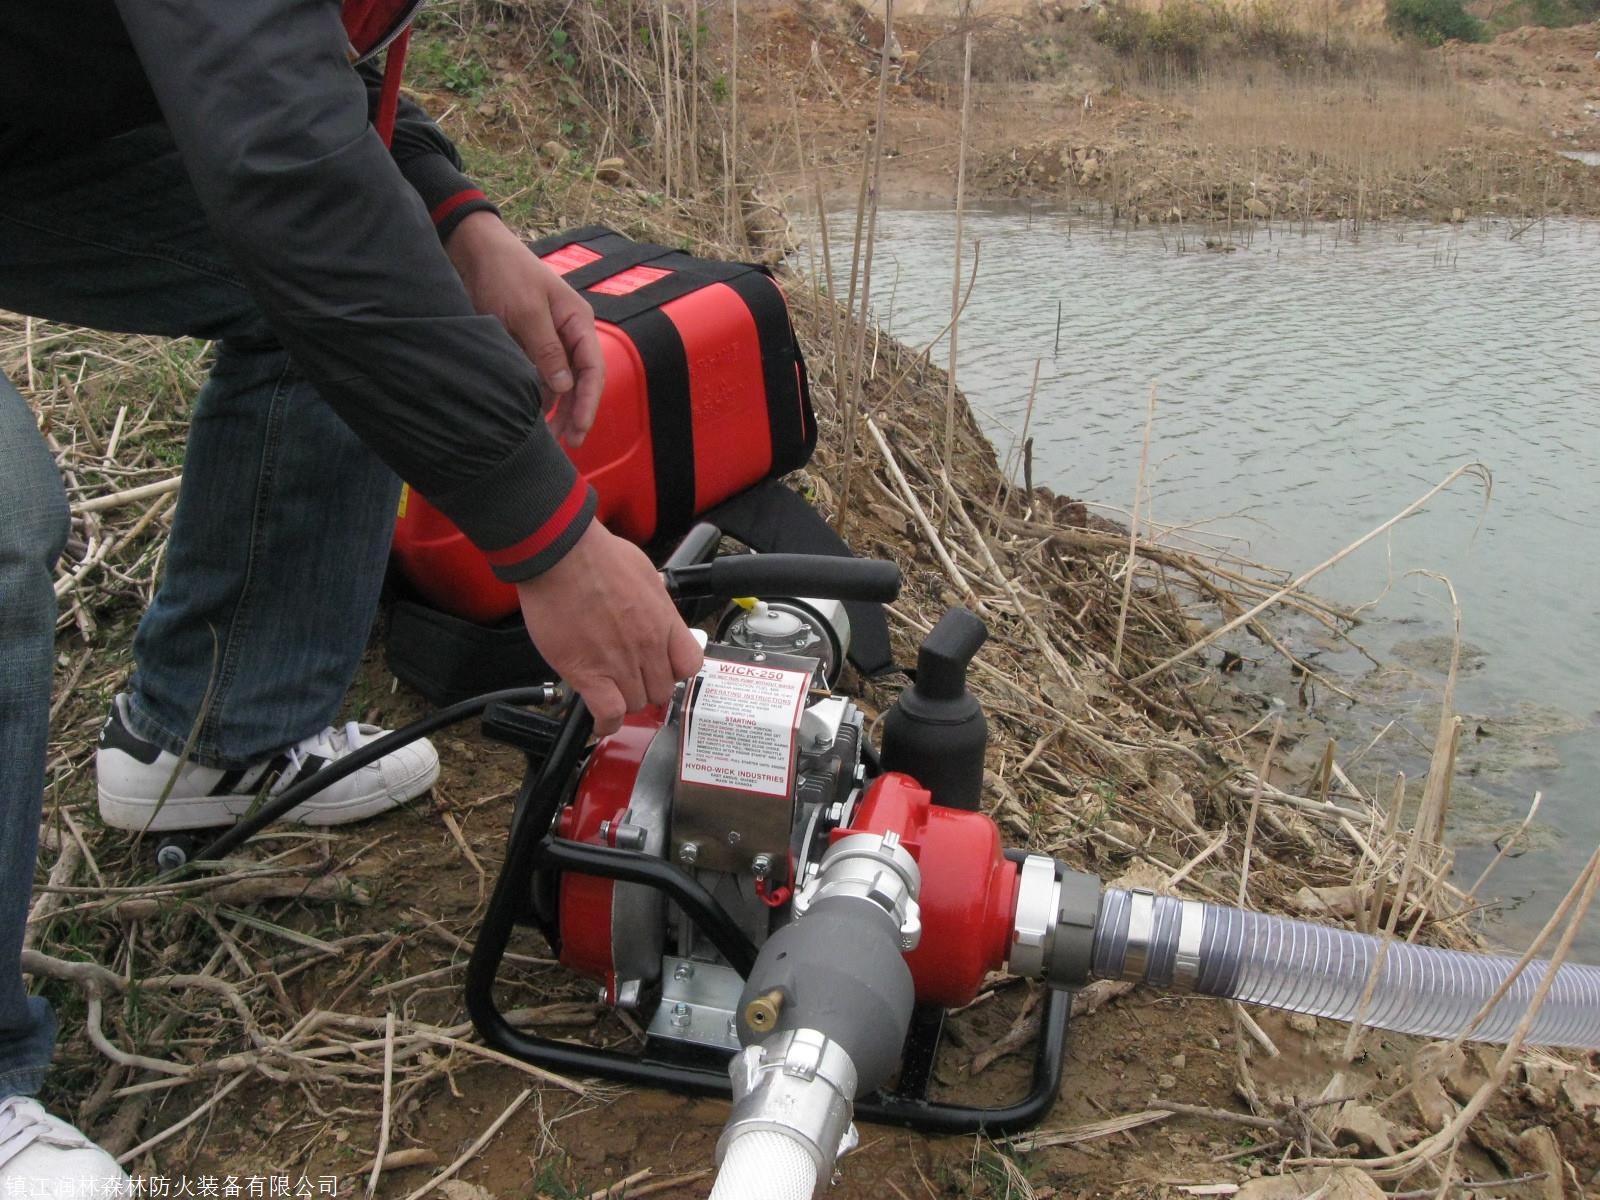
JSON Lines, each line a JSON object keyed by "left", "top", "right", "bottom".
{"left": 391, "top": 227, "right": 815, "bottom": 624}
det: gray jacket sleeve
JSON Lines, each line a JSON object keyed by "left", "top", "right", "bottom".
{"left": 112, "top": 0, "right": 595, "bottom": 579}
{"left": 355, "top": 61, "right": 501, "bottom": 241}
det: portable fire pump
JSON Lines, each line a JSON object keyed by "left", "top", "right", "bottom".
{"left": 182, "top": 526, "right": 1600, "bottom": 1200}
{"left": 459, "top": 525, "right": 1086, "bottom": 1195}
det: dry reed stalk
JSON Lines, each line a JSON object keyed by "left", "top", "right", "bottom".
{"left": 1466, "top": 791, "right": 1541, "bottom": 903}
{"left": 1112, "top": 382, "right": 1158, "bottom": 674}
{"left": 865, "top": 417, "right": 985, "bottom": 613}
{"left": 1132, "top": 463, "right": 1491, "bottom": 685}
{"left": 941, "top": 2, "right": 974, "bottom": 490}
{"left": 583, "top": 1168, "right": 652, "bottom": 1199}
{"left": 1363, "top": 772, "right": 1408, "bottom": 937}
{"left": 834, "top": 0, "right": 895, "bottom": 534}
{"left": 366, "top": 1011, "right": 396, "bottom": 1196}
{"left": 1340, "top": 770, "right": 1433, "bottom": 1064}
{"left": 811, "top": 174, "right": 849, "bottom": 465}
{"left": 72, "top": 474, "right": 182, "bottom": 514}
{"left": 586, "top": 1170, "right": 711, "bottom": 1200}
{"left": 399, "top": 1088, "right": 533, "bottom": 1200}
{"left": 687, "top": 0, "right": 699, "bottom": 194}
{"left": 863, "top": 241, "right": 982, "bottom": 426}
{"left": 995, "top": 358, "right": 1041, "bottom": 510}
{"left": 1004, "top": 1109, "right": 1173, "bottom": 1153}
{"left": 1410, "top": 572, "right": 1463, "bottom": 847}
{"left": 115, "top": 1073, "right": 250, "bottom": 1167}
{"left": 1164, "top": 826, "right": 1228, "bottom": 890}
{"left": 658, "top": 0, "right": 674, "bottom": 196}
{"left": 727, "top": 0, "right": 739, "bottom": 242}
{"left": 831, "top": 150, "right": 873, "bottom": 532}
{"left": 21, "top": 835, "right": 83, "bottom": 954}
{"left": 1236, "top": 721, "right": 1283, "bottom": 909}
{"left": 1232, "top": 1006, "right": 1281, "bottom": 1060}
{"left": 938, "top": 467, "right": 1076, "bottom": 687}
{"left": 1299, "top": 846, "right": 1600, "bottom": 1181}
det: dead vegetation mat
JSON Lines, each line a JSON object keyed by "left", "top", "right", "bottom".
{"left": 11, "top": 2, "right": 1600, "bottom": 1196}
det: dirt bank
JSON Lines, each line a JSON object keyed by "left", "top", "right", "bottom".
{"left": 736, "top": 3, "right": 1600, "bottom": 222}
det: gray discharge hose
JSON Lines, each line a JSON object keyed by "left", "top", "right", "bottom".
{"left": 1089, "top": 888, "right": 1600, "bottom": 1049}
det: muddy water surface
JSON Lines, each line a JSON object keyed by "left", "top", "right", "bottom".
{"left": 846, "top": 208, "right": 1600, "bottom": 956}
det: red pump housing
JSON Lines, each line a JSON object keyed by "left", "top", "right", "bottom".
{"left": 842, "top": 773, "right": 1019, "bottom": 1008}
{"left": 555, "top": 726, "right": 1020, "bottom": 1010}
{"left": 553, "top": 708, "right": 666, "bottom": 995}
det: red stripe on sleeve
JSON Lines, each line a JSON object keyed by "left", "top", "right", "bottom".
{"left": 483, "top": 479, "right": 590, "bottom": 568}
{"left": 430, "top": 188, "right": 488, "bottom": 227}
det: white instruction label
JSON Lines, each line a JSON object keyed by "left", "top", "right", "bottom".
{"left": 679, "top": 657, "right": 810, "bottom": 797}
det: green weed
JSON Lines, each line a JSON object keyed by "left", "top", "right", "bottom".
{"left": 1385, "top": 0, "right": 1485, "bottom": 44}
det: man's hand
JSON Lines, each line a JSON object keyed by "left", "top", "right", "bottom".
{"left": 516, "top": 521, "right": 704, "bottom": 734}
{"left": 446, "top": 210, "right": 604, "bottom": 447}
{"left": 450, "top": 213, "right": 698, "bottom": 729}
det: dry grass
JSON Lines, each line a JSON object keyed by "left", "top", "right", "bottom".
{"left": 1181, "top": 66, "right": 1475, "bottom": 179}
{"left": 1112, "top": 0, "right": 1396, "bottom": 33}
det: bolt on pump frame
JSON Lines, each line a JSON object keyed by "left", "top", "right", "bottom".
{"left": 463, "top": 523, "right": 1072, "bottom": 1135}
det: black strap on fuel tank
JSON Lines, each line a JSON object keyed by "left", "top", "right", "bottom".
{"left": 527, "top": 225, "right": 621, "bottom": 256}
{"left": 720, "top": 271, "right": 815, "bottom": 473}
{"left": 620, "top": 307, "right": 696, "bottom": 538}
{"left": 557, "top": 241, "right": 683, "bottom": 292}
{"left": 793, "top": 339, "right": 816, "bottom": 454}
{"left": 581, "top": 258, "right": 753, "bottom": 325}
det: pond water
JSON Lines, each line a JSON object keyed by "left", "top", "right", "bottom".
{"left": 836, "top": 207, "right": 1600, "bottom": 957}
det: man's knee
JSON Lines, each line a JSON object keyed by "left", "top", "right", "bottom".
{"left": 0, "top": 442, "right": 70, "bottom": 575}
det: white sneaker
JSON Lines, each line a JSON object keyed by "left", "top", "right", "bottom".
{"left": 0, "top": 1096, "right": 130, "bottom": 1199}
{"left": 96, "top": 694, "right": 441, "bottom": 832}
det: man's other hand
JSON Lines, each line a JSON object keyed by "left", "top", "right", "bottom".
{"left": 515, "top": 522, "right": 704, "bottom": 734}
{"left": 446, "top": 211, "right": 605, "bottom": 447}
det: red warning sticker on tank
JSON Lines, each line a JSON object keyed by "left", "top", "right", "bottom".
{"left": 678, "top": 657, "right": 810, "bottom": 797}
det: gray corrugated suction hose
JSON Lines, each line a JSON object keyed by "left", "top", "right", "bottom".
{"left": 1090, "top": 888, "right": 1600, "bottom": 1049}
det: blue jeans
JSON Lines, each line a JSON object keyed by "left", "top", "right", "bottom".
{"left": 0, "top": 126, "right": 403, "bottom": 1098}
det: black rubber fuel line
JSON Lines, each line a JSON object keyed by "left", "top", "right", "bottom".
{"left": 184, "top": 684, "right": 561, "bottom": 866}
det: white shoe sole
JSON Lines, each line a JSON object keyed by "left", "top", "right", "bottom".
{"left": 97, "top": 749, "right": 441, "bottom": 833}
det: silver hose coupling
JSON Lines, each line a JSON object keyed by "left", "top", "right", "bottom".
{"left": 718, "top": 1028, "right": 861, "bottom": 1180}
{"left": 1101, "top": 887, "right": 1209, "bottom": 989}
{"left": 1124, "top": 887, "right": 1156, "bottom": 980}
{"left": 1008, "top": 855, "right": 1102, "bottom": 989}
{"left": 791, "top": 830, "right": 922, "bottom": 951}
{"left": 1172, "top": 897, "right": 1205, "bottom": 990}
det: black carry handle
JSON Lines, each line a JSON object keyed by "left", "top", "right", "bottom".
{"left": 662, "top": 553, "right": 902, "bottom": 604}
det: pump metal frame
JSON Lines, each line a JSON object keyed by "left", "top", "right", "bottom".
{"left": 464, "top": 692, "right": 1071, "bottom": 1136}
{"left": 461, "top": 523, "right": 1071, "bottom": 1133}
